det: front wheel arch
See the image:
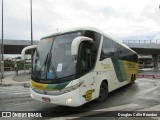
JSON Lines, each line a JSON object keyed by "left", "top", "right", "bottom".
{"left": 95, "top": 80, "right": 108, "bottom": 103}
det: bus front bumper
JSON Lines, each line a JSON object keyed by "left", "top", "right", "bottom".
{"left": 30, "top": 87, "right": 84, "bottom": 107}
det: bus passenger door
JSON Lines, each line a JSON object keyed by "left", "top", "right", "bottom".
{"left": 78, "top": 42, "right": 96, "bottom": 102}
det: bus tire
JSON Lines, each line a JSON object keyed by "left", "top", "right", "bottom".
{"left": 130, "top": 75, "right": 135, "bottom": 85}
{"left": 95, "top": 82, "right": 108, "bottom": 103}
{"left": 134, "top": 74, "right": 136, "bottom": 80}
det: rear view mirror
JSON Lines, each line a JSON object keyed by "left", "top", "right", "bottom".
{"left": 21, "top": 45, "right": 37, "bottom": 60}
{"left": 71, "top": 36, "right": 93, "bottom": 56}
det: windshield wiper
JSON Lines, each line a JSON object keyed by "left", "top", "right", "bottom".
{"left": 34, "top": 49, "right": 39, "bottom": 71}
{"left": 44, "top": 53, "right": 58, "bottom": 79}
{"left": 45, "top": 53, "right": 52, "bottom": 66}
{"left": 44, "top": 53, "right": 52, "bottom": 78}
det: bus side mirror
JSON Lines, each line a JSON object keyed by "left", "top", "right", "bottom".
{"left": 71, "top": 36, "right": 93, "bottom": 56}
{"left": 21, "top": 45, "right": 37, "bottom": 60}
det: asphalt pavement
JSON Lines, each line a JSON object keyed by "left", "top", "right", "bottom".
{"left": 1, "top": 78, "right": 160, "bottom": 120}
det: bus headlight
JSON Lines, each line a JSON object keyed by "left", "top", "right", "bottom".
{"left": 66, "top": 98, "right": 72, "bottom": 104}
{"left": 61, "top": 82, "right": 83, "bottom": 93}
{"left": 30, "top": 93, "right": 33, "bottom": 98}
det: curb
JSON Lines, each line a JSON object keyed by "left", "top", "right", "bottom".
{"left": 0, "top": 81, "right": 30, "bottom": 87}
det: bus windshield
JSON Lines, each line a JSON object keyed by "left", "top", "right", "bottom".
{"left": 33, "top": 32, "right": 81, "bottom": 80}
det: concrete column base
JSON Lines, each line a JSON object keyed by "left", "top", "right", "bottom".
{"left": 152, "top": 54, "right": 159, "bottom": 71}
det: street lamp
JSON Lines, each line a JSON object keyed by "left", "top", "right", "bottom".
{"left": 1, "top": 0, "right": 4, "bottom": 81}
{"left": 30, "top": 0, "right": 33, "bottom": 44}
{"left": 30, "top": 0, "right": 33, "bottom": 71}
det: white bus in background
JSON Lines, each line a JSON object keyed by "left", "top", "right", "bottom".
{"left": 22, "top": 27, "right": 138, "bottom": 107}
{"left": 138, "top": 56, "right": 153, "bottom": 68}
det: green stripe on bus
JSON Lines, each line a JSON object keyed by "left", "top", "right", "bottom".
{"left": 45, "top": 81, "right": 70, "bottom": 91}
{"left": 111, "top": 58, "right": 127, "bottom": 82}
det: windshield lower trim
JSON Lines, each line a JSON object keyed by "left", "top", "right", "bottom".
{"left": 31, "top": 74, "right": 76, "bottom": 84}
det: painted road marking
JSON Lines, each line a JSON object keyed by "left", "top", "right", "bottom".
{"left": 0, "top": 86, "right": 29, "bottom": 95}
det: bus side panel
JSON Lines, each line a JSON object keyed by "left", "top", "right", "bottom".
{"left": 79, "top": 72, "right": 96, "bottom": 103}
{"left": 93, "top": 58, "right": 119, "bottom": 98}
{"left": 111, "top": 58, "right": 138, "bottom": 86}
{"left": 123, "top": 61, "right": 138, "bottom": 81}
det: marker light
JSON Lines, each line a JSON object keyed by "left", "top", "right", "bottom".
{"left": 66, "top": 98, "right": 72, "bottom": 104}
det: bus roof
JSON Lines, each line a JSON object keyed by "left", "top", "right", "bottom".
{"left": 42, "top": 26, "right": 137, "bottom": 54}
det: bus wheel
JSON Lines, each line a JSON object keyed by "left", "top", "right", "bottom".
{"left": 131, "top": 75, "right": 135, "bottom": 85}
{"left": 96, "top": 82, "right": 108, "bottom": 103}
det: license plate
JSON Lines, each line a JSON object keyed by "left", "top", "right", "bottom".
{"left": 42, "top": 97, "right": 50, "bottom": 102}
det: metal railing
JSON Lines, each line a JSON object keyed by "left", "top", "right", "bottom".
{"left": 123, "top": 39, "right": 160, "bottom": 44}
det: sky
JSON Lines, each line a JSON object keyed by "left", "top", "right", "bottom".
{"left": 0, "top": 0, "right": 160, "bottom": 42}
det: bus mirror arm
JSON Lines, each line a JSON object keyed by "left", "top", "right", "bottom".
{"left": 21, "top": 45, "right": 37, "bottom": 60}
{"left": 71, "top": 36, "right": 93, "bottom": 56}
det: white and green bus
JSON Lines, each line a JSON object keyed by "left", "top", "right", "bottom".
{"left": 22, "top": 27, "right": 138, "bottom": 107}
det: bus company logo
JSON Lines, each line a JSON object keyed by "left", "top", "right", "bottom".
{"left": 101, "top": 63, "right": 110, "bottom": 69}
{"left": 83, "top": 89, "right": 95, "bottom": 101}
{"left": 2, "top": 112, "right": 11, "bottom": 117}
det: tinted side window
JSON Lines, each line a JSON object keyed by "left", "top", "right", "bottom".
{"left": 115, "top": 43, "right": 123, "bottom": 59}
{"left": 84, "top": 31, "right": 101, "bottom": 48}
{"left": 101, "top": 36, "right": 114, "bottom": 60}
{"left": 84, "top": 31, "right": 95, "bottom": 40}
{"left": 94, "top": 32, "right": 101, "bottom": 47}
{"left": 114, "top": 43, "right": 138, "bottom": 62}
{"left": 84, "top": 31, "right": 100, "bottom": 61}
{"left": 77, "top": 41, "right": 97, "bottom": 77}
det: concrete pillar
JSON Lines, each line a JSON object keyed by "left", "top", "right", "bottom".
{"left": 152, "top": 54, "right": 159, "bottom": 71}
